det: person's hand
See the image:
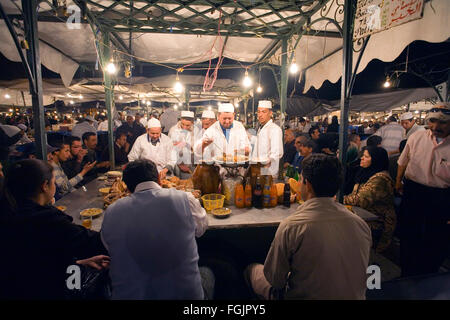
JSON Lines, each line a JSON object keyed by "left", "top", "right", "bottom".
{"left": 202, "top": 138, "right": 213, "bottom": 149}
{"left": 395, "top": 180, "right": 403, "bottom": 195}
{"left": 96, "top": 161, "right": 110, "bottom": 168}
{"left": 178, "top": 163, "right": 191, "bottom": 173}
{"left": 81, "top": 161, "right": 97, "bottom": 175}
{"left": 244, "top": 146, "right": 250, "bottom": 156}
{"left": 159, "top": 168, "right": 169, "bottom": 180}
{"left": 76, "top": 255, "right": 111, "bottom": 271}
{"left": 77, "top": 149, "right": 88, "bottom": 162}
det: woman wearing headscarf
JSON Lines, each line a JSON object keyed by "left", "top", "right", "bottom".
{"left": 344, "top": 146, "right": 396, "bottom": 253}
{"left": 327, "top": 115, "right": 339, "bottom": 133}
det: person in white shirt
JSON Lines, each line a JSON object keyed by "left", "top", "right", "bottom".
{"left": 374, "top": 116, "right": 405, "bottom": 156}
{"left": 251, "top": 100, "right": 283, "bottom": 177}
{"left": 194, "top": 103, "right": 250, "bottom": 164}
{"left": 193, "top": 110, "right": 216, "bottom": 164}
{"left": 399, "top": 112, "right": 425, "bottom": 140}
{"left": 127, "top": 118, "right": 176, "bottom": 180}
{"left": 101, "top": 159, "right": 213, "bottom": 300}
{"left": 71, "top": 115, "right": 96, "bottom": 139}
{"left": 298, "top": 118, "right": 311, "bottom": 133}
{"left": 169, "top": 111, "right": 196, "bottom": 179}
{"left": 97, "top": 117, "right": 109, "bottom": 132}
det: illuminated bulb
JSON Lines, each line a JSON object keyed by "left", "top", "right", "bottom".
{"left": 289, "top": 62, "right": 299, "bottom": 74}
{"left": 142, "top": 99, "right": 146, "bottom": 104}
{"left": 243, "top": 70, "right": 252, "bottom": 88}
{"left": 119, "top": 95, "right": 123, "bottom": 100}
{"left": 415, "top": 110, "right": 419, "bottom": 114}
{"left": 79, "top": 94, "right": 83, "bottom": 99}
{"left": 174, "top": 105, "right": 178, "bottom": 110}
{"left": 174, "top": 80, "right": 183, "bottom": 93}
{"left": 383, "top": 77, "right": 391, "bottom": 88}
{"left": 9, "top": 109, "right": 13, "bottom": 112}
{"left": 70, "top": 100, "right": 74, "bottom": 105}
{"left": 256, "top": 86, "right": 262, "bottom": 93}
{"left": 106, "top": 61, "right": 117, "bottom": 74}
{"left": 178, "top": 103, "right": 182, "bottom": 107}
{"left": 146, "top": 101, "right": 151, "bottom": 106}
{"left": 208, "top": 106, "right": 212, "bottom": 111}
{"left": 4, "top": 94, "right": 11, "bottom": 99}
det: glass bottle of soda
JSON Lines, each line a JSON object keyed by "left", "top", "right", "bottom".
{"left": 235, "top": 179, "right": 245, "bottom": 208}
{"left": 270, "top": 183, "right": 278, "bottom": 207}
{"left": 263, "top": 177, "right": 271, "bottom": 208}
{"left": 252, "top": 176, "right": 263, "bottom": 209}
{"left": 244, "top": 177, "right": 252, "bottom": 208}
{"left": 283, "top": 178, "right": 291, "bottom": 208}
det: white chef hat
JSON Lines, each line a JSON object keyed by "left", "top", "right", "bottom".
{"left": 181, "top": 110, "right": 194, "bottom": 119}
{"left": 201, "top": 110, "right": 216, "bottom": 119}
{"left": 147, "top": 118, "right": 161, "bottom": 128}
{"left": 218, "top": 103, "right": 234, "bottom": 113}
{"left": 399, "top": 112, "right": 414, "bottom": 121}
{"left": 258, "top": 100, "right": 272, "bottom": 109}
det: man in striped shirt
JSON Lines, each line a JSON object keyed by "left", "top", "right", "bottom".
{"left": 49, "top": 142, "right": 96, "bottom": 199}
{"left": 374, "top": 116, "right": 405, "bottom": 156}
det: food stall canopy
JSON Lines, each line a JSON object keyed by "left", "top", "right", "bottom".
{"left": 0, "top": 74, "right": 243, "bottom": 106}
{"left": 302, "top": 0, "right": 450, "bottom": 93}
{"left": 282, "top": 87, "right": 439, "bottom": 117}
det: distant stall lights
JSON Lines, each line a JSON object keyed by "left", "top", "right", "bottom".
{"left": 146, "top": 101, "right": 151, "bottom": 106}
{"left": 119, "top": 95, "right": 123, "bottom": 100}
{"left": 79, "top": 94, "right": 83, "bottom": 99}
{"left": 70, "top": 100, "right": 74, "bottom": 105}
{"left": 256, "top": 86, "right": 262, "bottom": 93}
{"left": 4, "top": 94, "right": 11, "bottom": 99}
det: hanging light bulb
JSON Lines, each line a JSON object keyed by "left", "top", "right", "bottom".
{"left": 4, "top": 93, "right": 11, "bottom": 99}
{"left": 174, "top": 74, "right": 184, "bottom": 93}
{"left": 208, "top": 106, "right": 212, "bottom": 111}
{"left": 142, "top": 99, "right": 147, "bottom": 104}
{"left": 383, "top": 76, "right": 391, "bottom": 88}
{"left": 178, "top": 102, "right": 182, "bottom": 107}
{"left": 119, "top": 95, "right": 123, "bottom": 100}
{"left": 243, "top": 70, "right": 252, "bottom": 88}
{"left": 106, "top": 59, "right": 117, "bottom": 75}
{"left": 289, "top": 61, "right": 299, "bottom": 74}
{"left": 174, "top": 105, "right": 178, "bottom": 110}
{"left": 79, "top": 94, "right": 83, "bottom": 99}
{"left": 146, "top": 101, "right": 151, "bottom": 106}
{"left": 256, "top": 85, "right": 262, "bottom": 93}
{"left": 70, "top": 100, "right": 74, "bottom": 105}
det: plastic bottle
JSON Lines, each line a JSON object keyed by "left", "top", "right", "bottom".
{"left": 235, "top": 181, "right": 245, "bottom": 208}
{"left": 283, "top": 179, "right": 291, "bottom": 208}
{"left": 270, "top": 184, "right": 278, "bottom": 207}
{"left": 263, "top": 178, "right": 271, "bottom": 208}
{"left": 252, "top": 176, "right": 263, "bottom": 209}
{"left": 244, "top": 177, "right": 252, "bottom": 208}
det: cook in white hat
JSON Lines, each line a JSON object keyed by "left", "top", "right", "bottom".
{"left": 400, "top": 111, "right": 425, "bottom": 139}
{"left": 252, "top": 100, "right": 283, "bottom": 177}
{"left": 194, "top": 102, "right": 250, "bottom": 164}
{"left": 128, "top": 117, "right": 176, "bottom": 180}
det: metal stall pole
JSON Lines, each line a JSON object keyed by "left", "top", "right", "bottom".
{"left": 101, "top": 32, "right": 116, "bottom": 169}
{"left": 278, "top": 38, "right": 288, "bottom": 180}
{"left": 22, "top": 0, "right": 47, "bottom": 160}
{"left": 337, "top": 0, "right": 354, "bottom": 202}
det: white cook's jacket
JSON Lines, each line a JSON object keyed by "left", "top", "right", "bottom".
{"left": 168, "top": 122, "right": 196, "bottom": 165}
{"left": 127, "top": 133, "right": 176, "bottom": 172}
{"left": 251, "top": 119, "right": 283, "bottom": 177}
{"left": 194, "top": 120, "right": 250, "bottom": 162}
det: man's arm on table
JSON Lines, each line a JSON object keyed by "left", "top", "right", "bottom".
{"left": 186, "top": 192, "right": 208, "bottom": 238}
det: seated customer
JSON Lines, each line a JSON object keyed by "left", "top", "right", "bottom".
{"left": 100, "top": 131, "right": 130, "bottom": 166}
{"left": 61, "top": 136, "right": 87, "bottom": 180}
{"left": 344, "top": 146, "right": 396, "bottom": 253}
{"left": 101, "top": 159, "right": 213, "bottom": 300}
{"left": 80, "top": 132, "right": 110, "bottom": 184}
{"left": 0, "top": 159, "right": 109, "bottom": 299}
{"left": 50, "top": 142, "right": 96, "bottom": 198}
{"left": 245, "top": 154, "right": 371, "bottom": 300}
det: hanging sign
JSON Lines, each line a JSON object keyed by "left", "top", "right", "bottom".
{"left": 353, "top": 0, "right": 425, "bottom": 40}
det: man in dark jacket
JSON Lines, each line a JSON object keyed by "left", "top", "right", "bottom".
{"left": 116, "top": 115, "right": 146, "bottom": 148}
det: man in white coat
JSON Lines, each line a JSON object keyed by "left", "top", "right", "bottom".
{"left": 169, "top": 110, "right": 196, "bottom": 178}
{"left": 194, "top": 103, "right": 250, "bottom": 164}
{"left": 251, "top": 100, "right": 283, "bottom": 177}
{"left": 127, "top": 118, "right": 176, "bottom": 180}
{"left": 400, "top": 112, "right": 425, "bottom": 140}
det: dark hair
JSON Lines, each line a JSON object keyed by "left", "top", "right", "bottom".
{"left": 367, "top": 135, "right": 382, "bottom": 147}
{"left": 1, "top": 159, "right": 54, "bottom": 212}
{"left": 304, "top": 139, "right": 316, "bottom": 150}
{"left": 308, "top": 126, "right": 319, "bottom": 136}
{"left": 301, "top": 154, "right": 342, "bottom": 197}
{"left": 299, "top": 117, "right": 306, "bottom": 123}
{"left": 354, "top": 146, "right": 389, "bottom": 184}
{"left": 122, "top": 160, "right": 159, "bottom": 193}
{"left": 349, "top": 133, "right": 360, "bottom": 143}
{"left": 399, "top": 139, "right": 407, "bottom": 153}
{"left": 373, "top": 123, "right": 381, "bottom": 130}
{"left": 51, "top": 141, "right": 69, "bottom": 153}
{"left": 68, "top": 136, "right": 81, "bottom": 146}
{"left": 388, "top": 116, "right": 397, "bottom": 123}
{"left": 82, "top": 132, "right": 96, "bottom": 143}
{"left": 115, "top": 131, "right": 127, "bottom": 141}
{"left": 331, "top": 115, "right": 339, "bottom": 125}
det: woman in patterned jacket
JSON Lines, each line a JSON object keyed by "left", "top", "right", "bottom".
{"left": 344, "top": 146, "right": 396, "bottom": 253}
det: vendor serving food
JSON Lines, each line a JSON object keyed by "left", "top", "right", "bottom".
{"left": 127, "top": 118, "right": 176, "bottom": 180}
{"left": 251, "top": 100, "right": 283, "bottom": 178}
{"left": 194, "top": 103, "right": 250, "bottom": 164}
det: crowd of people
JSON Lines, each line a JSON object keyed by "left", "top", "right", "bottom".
{"left": 0, "top": 101, "right": 448, "bottom": 300}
